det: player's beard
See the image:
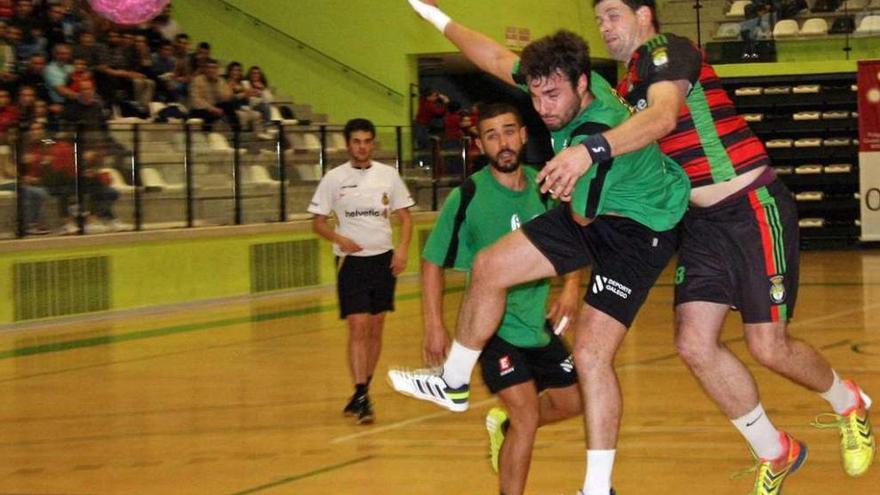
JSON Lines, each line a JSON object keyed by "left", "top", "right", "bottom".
{"left": 489, "top": 148, "right": 522, "bottom": 174}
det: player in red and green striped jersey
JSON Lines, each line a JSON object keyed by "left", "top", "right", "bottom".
{"left": 539, "top": 1, "right": 874, "bottom": 494}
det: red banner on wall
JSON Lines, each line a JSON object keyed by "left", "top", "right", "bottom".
{"left": 858, "top": 60, "right": 880, "bottom": 152}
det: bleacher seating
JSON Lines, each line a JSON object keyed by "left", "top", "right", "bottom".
{"left": 773, "top": 19, "right": 801, "bottom": 37}
{"left": 727, "top": 0, "right": 750, "bottom": 16}
{"left": 838, "top": 0, "right": 868, "bottom": 10}
{"left": 800, "top": 17, "right": 830, "bottom": 34}
{"left": 856, "top": 14, "right": 880, "bottom": 32}
{"left": 715, "top": 22, "right": 743, "bottom": 39}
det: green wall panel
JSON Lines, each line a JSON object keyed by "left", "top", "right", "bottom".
{"left": 174, "top": 0, "right": 606, "bottom": 126}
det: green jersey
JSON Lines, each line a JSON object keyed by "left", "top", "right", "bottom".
{"left": 513, "top": 65, "right": 690, "bottom": 231}
{"left": 422, "top": 167, "right": 552, "bottom": 348}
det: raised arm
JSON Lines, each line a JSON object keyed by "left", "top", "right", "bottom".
{"left": 408, "top": 0, "right": 519, "bottom": 86}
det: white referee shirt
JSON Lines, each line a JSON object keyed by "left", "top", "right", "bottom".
{"left": 308, "top": 160, "right": 415, "bottom": 257}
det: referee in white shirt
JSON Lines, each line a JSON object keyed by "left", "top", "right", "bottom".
{"left": 309, "top": 118, "right": 415, "bottom": 424}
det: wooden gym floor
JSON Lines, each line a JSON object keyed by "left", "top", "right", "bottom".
{"left": 0, "top": 250, "right": 877, "bottom": 494}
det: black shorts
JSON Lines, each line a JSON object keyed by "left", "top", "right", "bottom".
{"left": 336, "top": 250, "right": 396, "bottom": 319}
{"left": 522, "top": 205, "right": 678, "bottom": 328}
{"left": 479, "top": 328, "right": 577, "bottom": 394}
{"left": 675, "top": 178, "right": 799, "bottom": 323}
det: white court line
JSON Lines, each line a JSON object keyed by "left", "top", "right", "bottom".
{"left": 333, "top": 299, "right": 880, "bottom": 444}
{"left": 331, "top": 397, "right": 497, "bottom": 444}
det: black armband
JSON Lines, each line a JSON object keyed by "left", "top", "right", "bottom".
{"left": 582, "top": 134, "right": 612, "bottom": 164}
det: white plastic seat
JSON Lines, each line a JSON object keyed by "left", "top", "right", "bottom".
{"left": 244, "top": 165, "right": 280, "bottom": 185}
{"left": 208, "top": 132, "right": 233, "bottom": 151}
{"left": 796, "top": 191, "right": 824, "bottom": 201}
{"left": 793, "top": 111, "right": 821, "bottom": 120}
{"left": 794, "top": 137, "right": 822, "bottom": 147}
{"left": 823, "top": 137, "right": 851, "bottom": 146}
{"left": 715, "top": 22, "right": 742, "bottom": 39}
{"left": 795, "top": 164, "right": 823, "bottom": 174}
{"left": 839, "top": 0, "right": 868, "bottom": 10}
{"left": 856, "top": 15, "right": 880, "bottom": 33}
{"left": 764, "top": 86, "right": 792, "bottom": 95}
{"left": 800, "top": 18, "right": 828, "bottom": 35}
{"left": 793, "top": 84, "right": 821, "bottom": 94}
{"left": 775, "top": 166, "right": 794, "bottom": 175}
{"left": 727, "top": 0, "right": 750, "bottom": 16}
{"left": 799, "top": 218, "right": 825, "bottom": 228}
{"left": 773, "top": 19, "right": 800, "bottom": 37}
{"left": 742, "top": 113, "right": 764, "bottom": 122}
{"left": 99, "top": 167, "right": 134, "bottom": 192}
{"left": 328, "top": 131, "right": 348, "bottom": 152}
{"left": 140, "top": 167, "right": 184, "bottom": 191}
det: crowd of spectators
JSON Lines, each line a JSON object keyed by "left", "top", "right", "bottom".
{"left": 0, "top": 0, "right": 283, "bottom": 235}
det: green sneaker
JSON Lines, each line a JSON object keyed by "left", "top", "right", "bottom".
{"left": 486, "top": 407, "right": 509, "bottom": 473}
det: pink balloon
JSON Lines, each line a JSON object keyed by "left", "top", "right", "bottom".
{"left": 89, "top": 0, "right": 170, "bottom": 25}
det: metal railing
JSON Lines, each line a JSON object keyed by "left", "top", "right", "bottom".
{"left": 0, "top": 122, "right": 473, "bottom": 239}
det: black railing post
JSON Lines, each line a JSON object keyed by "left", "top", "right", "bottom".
{"left": 132, "top": 124, "right": 143, "bottom": 231}
{"left": 693, "top": 0, "right": 703, "bottom": 48}
{"left": 14, "top": 129, "right": 25, "bottom": 238}
{"left": 319, "top": 125, "right": 327, "bottom": 176}
{"left": 395, "top": 126, "right": 403, "bottom": 174}
{"left": 233, "top": 126, "right": 243, "bottom": 225}
{"left": 276, "top": 121, "right": 288, "bottom": 222}
{"left": 184, "top": 122, "right": 194, "bottom": 228}
{"left": 73, "top": 124, "right": 85, "bottom": 235}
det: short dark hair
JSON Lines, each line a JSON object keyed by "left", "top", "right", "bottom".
{"left": 198, "top": 41, "right": 211, "bottom": 51}
{"left": 344, "top": 118, "right": 376, "bottom": 141}
{"left": 477, "top": 103, "right": 523, "bottom": 127}
{"left": 594, "top": 0, "right": 660, "bottom": 32}
{"left": 520, "top": 30, "right": 591, "bottom": 91}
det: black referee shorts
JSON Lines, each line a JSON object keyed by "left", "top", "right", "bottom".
{"left": 336, "top": 250, "right": 396, "bottom": 319}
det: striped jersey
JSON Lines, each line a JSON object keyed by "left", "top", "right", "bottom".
{"left": 616, "top": 33, "right": 769, "bottom": 188}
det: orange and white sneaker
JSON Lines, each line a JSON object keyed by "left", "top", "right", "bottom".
{"left": 735, "top": 432, "right": 808, "bottom": 495}
{"left": 812, "top": 379, "right": 875, "bottom": 477}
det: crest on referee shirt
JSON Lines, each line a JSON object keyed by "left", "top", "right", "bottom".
{"left": 382, "top": 192, "right": 390, "bottom": 205}
{"left": 769, "top": 275, "right": 785, "bottom": 304}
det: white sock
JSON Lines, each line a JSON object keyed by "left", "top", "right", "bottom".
{"left": 820, "top": 370, "right": 860, "bottom": 414}
{"left": 732, "top": 403, "right": 782, "bottom": 460}
{"left": 441, "top": 340, "right": 480, "bottom": 388}
{"left": 583, "top": 449, "right": 615, "bottom": 495}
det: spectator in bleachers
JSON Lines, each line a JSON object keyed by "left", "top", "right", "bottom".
{"left": 43, "top": 43, "right": 75, "bottom": 108}
{"left": 25, "top": 120, "right": 119, "bottom": 233}
{"left": 152, "top": 40, "right": 181, "bottom": 103}
{"left": 15, "top": 84, "right": 36, "bottom": 125}
{"left": 0, "top": 0, "right": 13, "bottom": 18}
{"left": 10, "top": 0, "right": 36, "bottom": 40}
{"left": 156, "top": 4, "right": 180, "bottom": 41}
{"left": 11, "top": 24, "right": 46, "bottom": 68}
{"left": 741, "top": 0, "right": 772, "bottom": 60}
{"left": 189, "top": 40, "right": 210, "bottom": 76}
{"left": 72, "top": 31, "right": 104, "bottom": 71}
{"left": 0, "top": 147, "right": 49, "bottom": 234}
{"left": 66, "top": 57, "right": 93, "bottom": 94}
{"left": 145, "top": 15, "right": 168, "bottom": 53}
{"left": 414, "top": 88, "right": 447, "bottom": 149}
{"left": 188, "top": 58, "right": 238, "bottom": 131}
{"left": 0, "top": 88, "right": 16, "bottom": 140}
{"left": 61, "top": 79, "right": 104, "bottom": 127}
{"left": 96, "top": 29, "right": 154, "bottom": 113}
{"left": 19, "top": 53, "right": 49, "bottom": 101}
{"left": 242, "top": 65, "right": 274, "bottom": 122}
{"left": 224, "top": 61, "right": 266, "bottom": 135}
{"left": 43, "top": 3, "right": 70, "bottom": 51}
{"left": 0, "top": 21, "right": 18, "bottom": 90}
{"left": 171, "top": 33, "right": 191, "bottom": 90}
{"left": 132, "top": 34, "right": 154, "bottom": 77}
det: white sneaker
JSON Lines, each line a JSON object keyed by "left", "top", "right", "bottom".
{"left": 387, "top": 368, "right": 470, "bottom": 412}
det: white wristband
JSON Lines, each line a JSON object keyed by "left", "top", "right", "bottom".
{"left": 407, "top": 0, "right": 451, "bottom": 33}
